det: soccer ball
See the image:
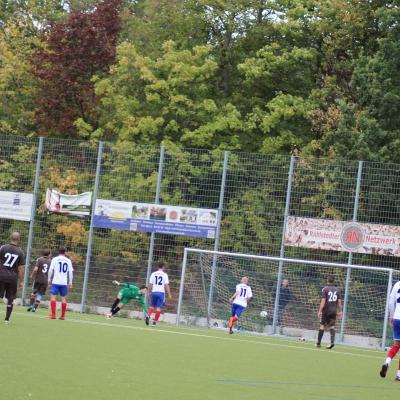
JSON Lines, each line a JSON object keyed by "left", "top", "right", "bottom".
{"left": 298, "top": 336, "right": 306, "bottom": 342}
{"left": 260, "top": 310, "right": 268, "bottom": 318}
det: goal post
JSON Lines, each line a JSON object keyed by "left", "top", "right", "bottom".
{"left": 177, "top": 248, "right": 394, "bottom": 350}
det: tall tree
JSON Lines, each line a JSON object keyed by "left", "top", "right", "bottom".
{"left": 32, "top": 0, "right": 121, "bottom": 137}
{"left": 304, "top": 0, "right": 391, "bottom": 157}
{"left": 315, "top": 2, "right": 400, "bottom": 162}
{"left": 82, "top": 40, "right": 243, "bottom": 149}
{"left": 121, "top": 0, "right": 209, "bottom": 57}
{"left": 0, "top": 17, "right": 42, "bottom": 135}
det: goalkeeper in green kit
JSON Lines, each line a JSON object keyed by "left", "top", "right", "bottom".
{"left": 106, "top": 281, "right": 150, "bottom": 325}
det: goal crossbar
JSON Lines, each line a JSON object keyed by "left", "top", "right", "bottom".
{"left": 181, "top": 248, "right": 393, "bottom": 272}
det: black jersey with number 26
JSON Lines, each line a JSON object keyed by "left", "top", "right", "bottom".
{"left": 321, "top": 285, "right": 341, "bottom": 315}
{"left": 0, "top": 243, "right": 25, "bottom": 279}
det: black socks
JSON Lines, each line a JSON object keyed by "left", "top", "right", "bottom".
{"left": 5, "top": 303, "right": 13, "bottom": 321}
{"left": 317, "top": 329, "right": 324, "bottom": 344}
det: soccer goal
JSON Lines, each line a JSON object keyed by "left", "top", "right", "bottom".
{"left": 176, "top": 248, "right": 395, "bottom": 350}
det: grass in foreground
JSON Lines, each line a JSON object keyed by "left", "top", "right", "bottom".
{"left": 1, "top": 306, "right": 398, "bottom": 400}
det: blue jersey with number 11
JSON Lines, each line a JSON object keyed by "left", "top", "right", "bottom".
{"left": 48, "top": 255, "right": 74, "bottom": 285}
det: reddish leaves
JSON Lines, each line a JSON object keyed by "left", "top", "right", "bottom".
{"left": 32, "top": 0, "right": 121, "bottom": 137}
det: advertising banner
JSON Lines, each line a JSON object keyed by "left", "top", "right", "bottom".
{"left": 45, "top": 189, "right": 92, "bottom": 216}
{"left": 0, "top": 191, "right": 33, "bottom": 221}
{"left": 285, "top": 216, "right": 400, "bottom": 256}
{"left": 93, "top": 199, "right": 218, "bottom": 239}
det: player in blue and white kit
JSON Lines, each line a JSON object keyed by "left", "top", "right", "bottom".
{"left": 47, "top": 247, "right": 73, "bottom": 320}
{"left": 380, "top": 280, "right": 400, "bottom": 380}
{"left": 228, "top": 276, "right": 253, "bottom": 334}
{"left": 148, "top": 262, "right": 171, "bottom": 326}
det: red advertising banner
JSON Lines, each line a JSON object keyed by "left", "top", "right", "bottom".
{"left": 285, "top": 216, "right": 400, "bottom": 257}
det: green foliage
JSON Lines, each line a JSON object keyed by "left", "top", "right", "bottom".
{"left": 0, "top": 18, "right": 42, "bottom": 135}
{"left": 315, "top": 3, "right": 400, "bottom": 162}
{"left": 0, "top": 0, "right": 399, "bottom": 160}
{"left": 89, "top": 41, "right": 243, "bottom": 149}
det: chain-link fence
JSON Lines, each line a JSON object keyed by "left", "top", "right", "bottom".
{"left": 1, "top": 134, "right": 400, "bottom": 338}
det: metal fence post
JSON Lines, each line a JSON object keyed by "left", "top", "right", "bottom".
{"left": 207, "top": 151, "right": 229, "bottom": 326}
{"left": 80, "top": 141, "right": 104, "bottom": 313}
{"left": 146, "top": 145, "right": 165, "bottom": 285}
{"left": 21, "top": 137, "right": 44, "bottom": 304}
{"left": 340, "top": 161, "right": 363, "bottom": 342}
{"left": 176, "top": 247, "right": 188, "bottom": 326}
{"left": 272, "top": 155, "right": 295, "bottom": 334}
{"left": 382, "top": 269, "right": 393, "bottom": 350}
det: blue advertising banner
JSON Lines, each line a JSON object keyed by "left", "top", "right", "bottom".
{"left": 93, "top": 199, "right": 218, "bottom": 239}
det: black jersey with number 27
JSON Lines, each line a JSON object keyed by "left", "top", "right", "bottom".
{"left": 0, "top": 243, "right": 25, "bottom": 280}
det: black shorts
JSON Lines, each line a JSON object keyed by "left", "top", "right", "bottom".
{"left": 33, "top": 282, "right": 47, "bottom": 296}
{"left": 0, "top": 280, "right": 18, "bottom": 301}
{"left": 321, "top": 312, "right": 337, "bottom": 327}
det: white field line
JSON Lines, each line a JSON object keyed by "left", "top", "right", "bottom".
{"left": 14, "top": 311, "right": 383, "bottom": 361}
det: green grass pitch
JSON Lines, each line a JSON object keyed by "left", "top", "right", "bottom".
{"left": 2, "top": 306, "right": 398, "bottom": 400}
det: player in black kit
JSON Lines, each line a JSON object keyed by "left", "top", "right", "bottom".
{"left": 316, "top": 275, "right": 343, "bottom": 349}
{"left": 0, "top": 232, "right": 25, "bottom": 324}
{"left": 27, "top": 249, "right": 52, "bottom": 312}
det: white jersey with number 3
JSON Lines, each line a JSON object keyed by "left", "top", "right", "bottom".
{"left": 389, "top": 281, "right": 400, "bottom": 320}
{"left": 233, "top": 283, "right": 252, "bottom": 308}
{"left": 149, "top": 270, "right": 169, "bottom": 293}
{"left": 48, "top": 255, "right": 74, "bottom": 285}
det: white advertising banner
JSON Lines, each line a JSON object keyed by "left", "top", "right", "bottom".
{"left": 285, "top": 216, "right": 400, "bottom": 256}
{"left": 45, "top": 189, "right": 92, "bottom": 216}
{"left": 0, "top": 191, "right": 33, "bottom": 221}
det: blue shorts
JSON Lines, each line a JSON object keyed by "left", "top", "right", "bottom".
{"left": 232, "top": 304, "right": 245, "bottom": 317}
{"left": 151, "top": 292, "right": 165, "bottom": 308}
{"left": 393, "top": 319, "right": 400, "bottom": 340}
{"left": 50, "top": 284, "right": 68, "bottom": 297}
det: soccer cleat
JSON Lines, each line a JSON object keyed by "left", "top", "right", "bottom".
{"left": 326, "top": 344, "right": 335, "bottom": 350}
{"left": 145, "top": 315, "right": 150, "bottom": 326}
{"left": 106, "top": 313, "right": 112, "bottom": 319}
{"left": 315, "top": 343, "right": 321, "bottom": 348}
{"left": 229, "top": 328, "right": 233, "bottom": 335}
{"left": 395, "top": 376, "right": 400, "bottom": 382}
{"left": 380, "top": 364, "right": 389, "bottom": 378}
{"left": 31, "top": 308, "right": 36, "bottom": 313}
{"left": 27, "top": 306, "right": 32, "bottom": 312}
{"left": 4, "top": 320, "right": 10, "bottom": 325}
{"left": 48, "top": 315, "right": 56, "bottom": 320}
{"left": 58, "top": 316, "right": 65, "bottom": 320}
{"left": 152, "top": 321, "right": 157, "bottom": 327}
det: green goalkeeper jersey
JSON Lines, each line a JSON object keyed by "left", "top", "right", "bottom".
{"left": 117, "top": 282, "right": 148, "bottom": 313}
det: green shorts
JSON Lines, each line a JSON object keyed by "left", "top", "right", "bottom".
{"left": 118, "top": 289, "right": 134, "bottom": 304}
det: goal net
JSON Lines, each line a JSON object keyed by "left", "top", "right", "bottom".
{"left": 176, "top": 248, "right": 393, "bottom": 349}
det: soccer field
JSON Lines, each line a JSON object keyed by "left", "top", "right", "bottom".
{"left": 2, "top": 307, "right": 397, "bottom": 400}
